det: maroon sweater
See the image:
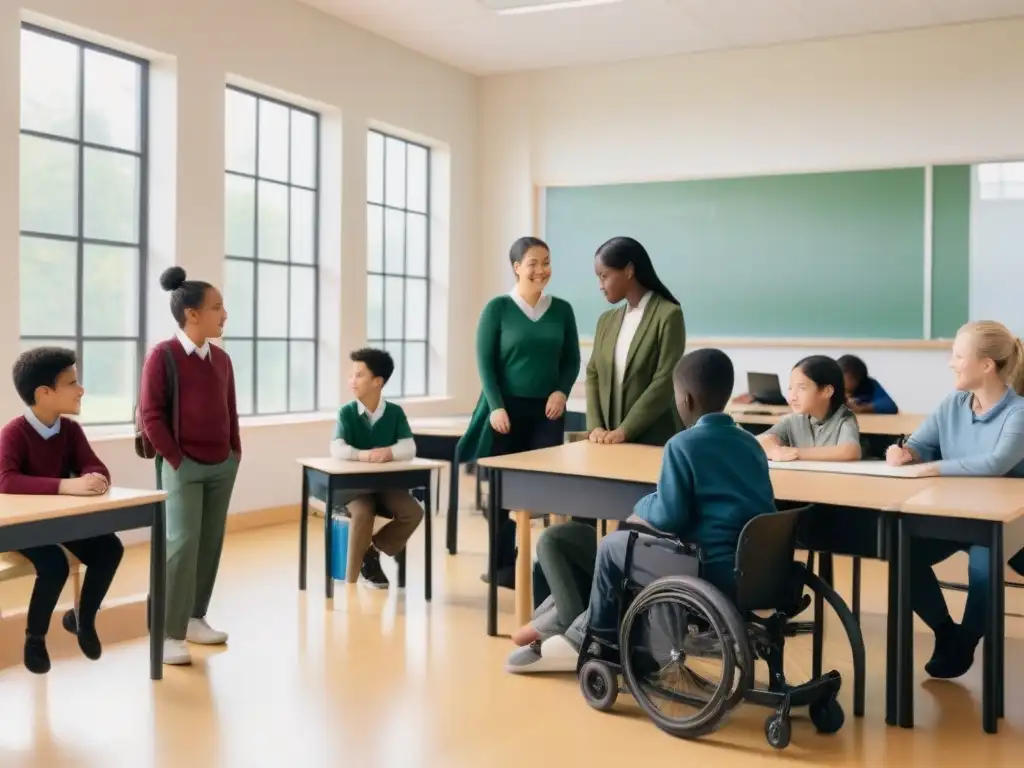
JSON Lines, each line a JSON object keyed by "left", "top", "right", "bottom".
{"left": 139, "top": 339, "right": 241, "bottom": 470}
{"left": 0, "top": 416, "right": 110, "bottom": 495}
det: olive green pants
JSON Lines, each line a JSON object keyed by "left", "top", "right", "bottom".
{"left": 159, "top": 455, "right": 239, "bottom": 640}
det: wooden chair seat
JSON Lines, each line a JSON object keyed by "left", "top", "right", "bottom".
{"left": 0, "top": 550, "right": 83, "bottom": 619}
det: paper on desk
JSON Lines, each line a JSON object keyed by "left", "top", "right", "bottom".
{"left": 767, "top": 460, "right": 928, "bottom": 478}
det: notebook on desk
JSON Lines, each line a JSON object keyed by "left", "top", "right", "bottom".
{"left": 748, "top": 372, "right": 788, "bottom": 406}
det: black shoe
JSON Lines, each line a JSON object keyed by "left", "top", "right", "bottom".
{"left": 359, "top": 547, "right": 390, "bottom": 590}
{"left": 479, "top": 566, "right": 516, "bottom": 590}
{"left": 24, "top": 633, "right": 50, "bottom": 675}
{"left": 63, "top": 609, "right": 102, "bottom": 661}
{"left": 925, "top": 623, "right": 979, "bottom": 679}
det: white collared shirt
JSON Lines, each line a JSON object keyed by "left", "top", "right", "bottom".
{"left": 25, "top": 410, "right": 61, "bottom": 440}
{"left": 329, "top": 398, "right": 417, "bottom": 462}
{"left": 613, "top": 291, "right": 652, "bottom": 386}
{"left": 176, "top": 328, "right": 210, "bottom": 360}
{"left": 508, "top": 288, "right": 552, "bottom": 322}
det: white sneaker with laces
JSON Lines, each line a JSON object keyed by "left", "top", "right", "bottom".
{"left": 163, "top": 638, "right": 192, "bottom": 665}
{"left": 186, "top": 618, "right": 228, "bottom": 645}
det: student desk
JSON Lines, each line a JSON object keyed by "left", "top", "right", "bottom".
{"left": 296, "top": 457, "right": 445, "bottom": 602}
{"left": 409, "top": 416, "right": 470, "bottom": 556}
{"left": 0, "top": 488, "right": 168, "bottom": 680}
{"left": 730, "top": 407, "right": 926, "bottom": 438}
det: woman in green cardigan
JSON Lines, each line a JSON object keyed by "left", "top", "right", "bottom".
{"left": 458, "top": 236, "right": 581, "bottom": 586}
{"left": 586, "top": 236, "right": 686, "bottom": 445}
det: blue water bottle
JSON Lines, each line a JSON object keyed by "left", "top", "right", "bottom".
{"left": 331, "top": 513, "right": 350, "bottom": 582}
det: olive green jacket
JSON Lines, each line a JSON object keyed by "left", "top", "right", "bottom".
{"left": 585, "top": 293, "right": 686, "bottom": 446}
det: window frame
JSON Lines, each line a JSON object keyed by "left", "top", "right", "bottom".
{"left": 366, "top": 129, "right": 432, "bottom": 398}
{"left": 222, "top": 84, "right": 321, "bottom": 416}
{"left": 18, "top": 22, "right": 150, "bottom": 426}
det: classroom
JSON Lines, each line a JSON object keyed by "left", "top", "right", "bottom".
{"left": 1, "top": 0, "right": 1024, "bottom": 765}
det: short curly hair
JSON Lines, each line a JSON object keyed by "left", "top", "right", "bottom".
{"left": 350, "top": 348, "right": 395, "bottom": 384}
{"left": 12, "top": 347, "right": 77, "bottom": 406}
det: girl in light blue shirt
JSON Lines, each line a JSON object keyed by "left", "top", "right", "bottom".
{"left": 887, "top": 321, "right": 1024, "bottom": 679}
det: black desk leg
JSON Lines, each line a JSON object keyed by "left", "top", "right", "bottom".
{"left": 447, "top": 447, "right": 459, "bottom": 555}
{"left": 983, "top": 522, "right": 1004, "bottom": 733}
{"left": 425, "top": 476, "right": 433, "bottom": 601}
{"left": 811, "top": 552, "right": 831, "bottom": 680}
{"left": 325, "top": 475, "right": 335, "bottom": 601}
{"left": 885, "top": 517, "right": 900, "bottom": 726}
{"left": 487, "top": 469, "right": 499, "bottom": 637}
{"left": 897, "top": 518, "right": 914, "bottom": 728}
{"left": 852, "top": 557, "right": 862, "bottom": 625}
{"left": 299, "top": 468, "right": 309, "bottom": 591}
{"left": 150, "top": 500, "right": 167, "bottom": 681}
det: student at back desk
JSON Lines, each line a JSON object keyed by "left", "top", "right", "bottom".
{"left": 838, "top": 354, "right": 898, "bottom": 415}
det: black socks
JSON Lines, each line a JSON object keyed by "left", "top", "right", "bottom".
{"left": 925, "top": 620, "right": 979, "bottom": 680}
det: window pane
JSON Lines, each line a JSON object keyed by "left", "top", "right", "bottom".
{"left": 406, "top": 144, "right": 428, "bottom": 213}
{"left": 257, "top": 180, "right": 288, "bottom": 261}
{"left": 224, "top": 258, "right": 255, "bottom": 337}
{"left": 20, "top": 29, "right": 79, "bottom": 139}
{"left": 225, "top": 340, "right": 254, "bottom": 415}
{"left": 83, "top": 148, "right": 139, "bottom": 243}
{"left": 367, "top": 205, "right": 383, "bottom": 272}
{"left": 367, "top": 275, "right": 383, "bottom": 340}
{"left": 21, "top": 338, "right": 69, "bottom": 354}
{"left": 256, "top": 340, "right": 288, "bottom": 413}
{"left": 384, "top": 276, "right": 404, "bottom": 339}
{"left": 20, "top": 134, "right": 77, "bottom": 236}
{"left": 289, "top": 340, "right": 316, "bottom": 412}
{"left": 19, "top": 237, "right": 77, "bottom": 337}
{"left": 257, "top": 263, "right": 288, "bottom": 337}
{"left": 384, "top": 137, "right": 406, "bottom": 209}
{"left": 384, "top": 208, "right": 405, "bottom": 273}
{"left": 225, "top": 175, "right": 255, "bottom": 257}
{"left": 404, "top": 279, "right": 427, "bottom": 341}
{"left": 82, "top": 245, "right": 139, "bottom": 336}
{"left": 383, "top": 341, "right": 403, "bottom": 398}
{"left": 406, "top": 213, "right": 427, "bottom": 277}
{"left": 290, "top": 110, "right": 316, "bottom": 188}
{"left": 258, "top": 99, "right": 289, "bottom": 182}
{"left": 367, "top": 132, "right": 384, "bottom": 204}
{"left": 83, "top": 49, "right": 140, "bottom": 151}
{"left": 404, "top": 341, "right": 426, "bottom": 397}
{"left": 289, "top": 266, "right": 315, "bottom": 338}
{"left": 290, "top": 187, "right": 315, "bottom": 264}
{"left": 80, "top": 341, "right": 136, "bottom": 424}
{"left": 225, "top": 89, "right": 257, "bottom": 175}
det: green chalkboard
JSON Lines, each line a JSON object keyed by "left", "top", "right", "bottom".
{"left": 544, "top": 167, "right": 969, "bottom": 340}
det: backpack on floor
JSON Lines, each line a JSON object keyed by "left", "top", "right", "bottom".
{"left": 134, "top": 345, "right": 180, "bottom": 459}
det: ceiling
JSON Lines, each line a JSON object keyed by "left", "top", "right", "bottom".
{"left": 298, "top": 0, "right": 1024, "bottom": 74}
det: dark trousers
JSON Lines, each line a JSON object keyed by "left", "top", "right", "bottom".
{"left": 490, "top": 395, "right": 565, "bottom": 570}
{"left": 18, "top": 534, "right": 124, "bottom": 637}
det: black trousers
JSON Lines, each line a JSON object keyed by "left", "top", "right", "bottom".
{"left": 18, "top": 534, "right": 124, "bottom": 637}
{"left": 490, "top": 396, "right": 566, "bottom": 570}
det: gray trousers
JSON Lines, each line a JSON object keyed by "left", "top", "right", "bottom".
{"left": 529, "top": 522, "right": 598, "bottom": 640}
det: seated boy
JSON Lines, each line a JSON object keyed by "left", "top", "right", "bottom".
{"left": 838, "top": 354, "right": 898, "bottom": 415}
{"left": 509, "top": 349, "right": 775, "bottom": 671}
{"left": 0, "top": 347, "right": 124, "bottom": 674}
{"left": 328, "top": 348, "right": 423, "bottom": 589}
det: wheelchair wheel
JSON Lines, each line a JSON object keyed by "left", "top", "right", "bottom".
{"left": 620, "top": 575, "right": 748, "bottom": 740}
{"left": 809, "top": 695, "right": 844, "bottom": 734}
{"left": 579, "top": 660, "right": 618, "bottom": 712}
{"left": 764, "top": 713, "right": 791, "bottom": 750}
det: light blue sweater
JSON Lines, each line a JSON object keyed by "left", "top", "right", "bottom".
{"left": 907, "top": 387, "right": 1024, "bottom": 477}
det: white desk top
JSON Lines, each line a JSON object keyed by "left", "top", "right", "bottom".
{"left": 0, "top": 487, "right": 167, "bottom": 528}
{"left": 767, "top": 460, "right": 930, "bottom": 479}
{"left": 297, "top": 457, "right": 447, "bottom": 475}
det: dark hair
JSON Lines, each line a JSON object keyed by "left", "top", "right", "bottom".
{"left": 794, "top": 355, "right": 846, "bottom": 415}
{"left": 837, "top": 354, "right": 868, "bottom": 384}
{"left": 595, "top": 236, "right": 679, "bottom": 306}
{"left": 350, "top": 348, "right": 395, "bottom": 384}
{"left": 13, "top": 346, "right": 77, "bottom": 406}
{"left": 160, "top": 267, "right": 213, "bottom": 328}
{"left": 509, "top": 236, "right": 549, "bottom": 269}
{"left": 672, "top": 348, "right": 734, "bottom": 413}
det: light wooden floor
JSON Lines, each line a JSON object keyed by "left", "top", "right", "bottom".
{"left": 0, "top": 492, "right": 1022, "bottom": 766}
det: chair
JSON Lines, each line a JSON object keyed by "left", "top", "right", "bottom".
{"left": 0, "top": 551, "right": 82, "bottom": 619}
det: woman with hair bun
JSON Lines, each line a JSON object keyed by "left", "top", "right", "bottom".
{"left": 139, "top": 266, "right": 241, "bottom": 666}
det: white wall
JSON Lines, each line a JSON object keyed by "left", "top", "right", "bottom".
{"left": 2, "top": 0, "right": 479, "bottom": 515}
{"left": 480, "top": 18, "right": 1024, "bottom": 413}
{"left": 970, "top": 168, "right": 1024, "bottom": 338}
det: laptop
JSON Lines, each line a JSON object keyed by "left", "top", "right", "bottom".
{"left": 747, "top": 372, "right": 788, "bottom": 406}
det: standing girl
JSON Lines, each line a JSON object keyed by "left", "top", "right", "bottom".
{"left": 140, "top": 267, "right": 241, "bottom": 666}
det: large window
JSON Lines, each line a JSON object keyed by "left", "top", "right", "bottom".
{"left": 18, "top": 25, "right": 148, "bottom": 425}
{"left": 222, "top": 87, "right": 319, "bottom": 415}
{"left": 366, "top": 130, "right": 431, "bottom": 398}
{"left": 978, "top": 162, "right": 1024, "bottom": 201}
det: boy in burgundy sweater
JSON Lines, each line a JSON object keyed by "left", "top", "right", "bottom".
{"left": 0, "top": 347, "right": 124, "bottom": 674}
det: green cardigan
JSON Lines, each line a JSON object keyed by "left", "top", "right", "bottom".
{"left": 585, "top": 292, "right": 686, "bottom": 446}
{"left": 457, "top": 295, "right": 581, "bottom": 463}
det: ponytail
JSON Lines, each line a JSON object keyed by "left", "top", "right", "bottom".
{"left": 595, "top": 236, "right": 680, "bottom": 306}
{"left": 1011, "top": 337, "right": 1024, "bottom": 396}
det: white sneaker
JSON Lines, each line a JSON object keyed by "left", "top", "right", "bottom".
{"left": 186, "top": 617, "right": 228, "bottom": 645}
{"left": 163, "top": 638, "right": 192, "bottom": 666}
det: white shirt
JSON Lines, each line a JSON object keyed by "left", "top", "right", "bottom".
{"left": 329, "top": 399, "right": 417, "bottom": 462}
{"left": 613, "top": 291, "right": 652, "bottom": 387}
{"left": 176, "top": 328, "right": 210, "bottom": 360}
{"left": 508, "top": 288, "right": 552, "bottom": 322}
{"left": 25, "top": 410, "right": 61, "bottom": 440}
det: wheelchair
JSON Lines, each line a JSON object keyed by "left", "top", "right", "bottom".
{"left": 576, "top": 507, "right": 865, "bottom": 750}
